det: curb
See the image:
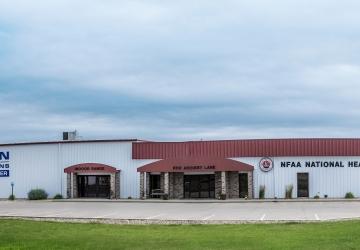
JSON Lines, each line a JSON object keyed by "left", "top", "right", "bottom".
{"left": 3, "top": 199, "right": 360, "bottom": 204}
{"left": 1, "top": 216, "right": 360, "bottom": 225}
{"left": 49, "top": 198, "right": 360, "bottom": 203}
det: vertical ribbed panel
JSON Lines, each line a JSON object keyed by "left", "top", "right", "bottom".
{"left": 0, "top": 142, "right": 154, "bottom": 199}
{"left": 132, "top": 139, "right": 360, "bottom": 159}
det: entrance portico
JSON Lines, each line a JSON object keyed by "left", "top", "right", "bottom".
{"left": 64, "top": 163, "right": 121, "bottom": 199}
{"left": 137, "top": 158, "right": 254, "bottom": 199}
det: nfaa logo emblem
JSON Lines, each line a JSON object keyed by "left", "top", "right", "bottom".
{"left": 259, "top": 157, "right": 273, "bottom": 172}
{"left": 0, "top": 151, "right": 10, "bottom": 177}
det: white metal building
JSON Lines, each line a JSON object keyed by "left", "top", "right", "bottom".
{"left": 0, "top": 139, "right": 153, "bottom": 199}
{"left": 1, "top": 137, "right": 360, "bottom": 199}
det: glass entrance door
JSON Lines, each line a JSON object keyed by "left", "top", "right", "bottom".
{"left": 239, "top": 173, "right": 248, "bottom": 198}
{"left": 184, "top": 175, "right": 215, "bottom": 199}
{"left": 77, "top": 175, "right": 110, "bottom": 198}
{"left": 149, "top": 174, "right": 161, "bottom": 198}
{"left": 297, "top": 173, "right": 309, "bottom": 198}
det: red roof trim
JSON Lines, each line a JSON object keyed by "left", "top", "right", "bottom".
{"left": 133, "top": 138, "right": 360, "bottom": 159}
{"left": 64, "top": 163, "right": 118, "bottom": 173}
{"left": 137, "top": 158, "right": 254, "bottom": 172}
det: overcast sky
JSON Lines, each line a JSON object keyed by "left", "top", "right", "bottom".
{"left": 0, "top": 1, "right": 360, "bottom": 142}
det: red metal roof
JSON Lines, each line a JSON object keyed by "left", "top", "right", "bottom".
{"left": 137, "top": 157, "right": 254, "bottom": 172}
{"left": 132, "top": 139, "right": 360, "bottom": 159}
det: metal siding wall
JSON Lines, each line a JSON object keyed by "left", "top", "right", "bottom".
{"left": 0, "top": 144, "right": 60, "bottom": 198}
{"left": 0, "top": 142, "right": 155, "bottom": 199}
{"left": 4, "top": 141, "right": 360, "bottom": 199}
{"left": 233, "top": 156, "right": 360, "bottom": 198}
{"left": 231, "top": 157, "right": 275, "bottom": 199}
{"left": 60, "top": 142, "right": 155, "bottom": 198}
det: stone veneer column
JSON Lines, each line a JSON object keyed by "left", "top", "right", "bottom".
{"left": 164, "top": 172, "right": 169, "bottom": 196}
{"left": 70, "top": 172, "right": 74, "bottom": 198}
{"left": 169, "top": 172, "right": 184, "bottom": 199}
{"left": 215, "top": 172, "right": 222, "bottom": 198}
{"left": 248, "top": 171, "right": 253, "bottom": 199}
{"left": 221, "top": 171, "right": 226, "bottom": 197}
{"left": 110, "top": 173, "right": 116, "bottom": 199}
{"left": 169, "top": 173, "right": 173, "bottom": 198}
{"left": 160, "top": 173, "right": 164, "bottom": 191}
{"left": 140, "top": 172, "right": 145, "bottom": 199}
{"left": 226, "top": 171, "right": 239, "bottom": 199}
{"left": 72, "top": 173, "right": 78, "bottom": 198}
{"left": 67, "top": 173, "right": 71, "bottom": 198}
{"left": 145, "top": 173, "right": 150, "bottom": 198}
{"left": 115, "top": 171, "right": 121, "bottom": 199}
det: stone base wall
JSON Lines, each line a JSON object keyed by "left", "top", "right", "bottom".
{"left": 145, "top": 173, "right": 150, "bottom": 198}
{"left": 66, "top": 173, "right": 78, "bottom": 198}
{"left": 140, "top": 172, "right": 145, "bottom": 199}
{"left": 72, "top": 173, "right": 78, "bottom": 198}
{"left": 169, "top": 172, "right": 184, "bottom": 199}
{"left": 226, "top": 171, "right": 239, "bottom": 199}
{"left": 248, "top": 171, "right": 253, "bottom": 199}
{"left": 215, "top": 172, "right": 222, "bottom": 199}
{"left": 110, "top": 173, "right": 116, "bottom": 199}
{"left": 67, "top": 174, "right": 71, "bottom": 198}
{"left": 115, "top": 171, "right": 121, "bottom": 199}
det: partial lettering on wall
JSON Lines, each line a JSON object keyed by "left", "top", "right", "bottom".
{"left": 280, "top": 161, "right": 360, "bottom": 168}
{"left": 0, "top": 151, "right": 10, "bottom": 177}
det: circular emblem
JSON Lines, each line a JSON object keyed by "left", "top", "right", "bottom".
{"left": 259, "top": 157, "right": 273, "bottom": 172}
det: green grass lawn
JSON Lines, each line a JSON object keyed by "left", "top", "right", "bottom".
{"left": 1, "top": 219, "right": 360, "bottom": 250}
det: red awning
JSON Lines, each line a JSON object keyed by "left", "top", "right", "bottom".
{"left": 64, "top": 163, "right": 118, "bottom": 173}
{"left": 137, "top": 158, "right": 254, "bottom": 173}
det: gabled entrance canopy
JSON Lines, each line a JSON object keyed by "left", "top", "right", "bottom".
{"left": 137, "top": 158, "right": 254, "bottom": 173}
{"left": 64, "top": 163, "right": 118, "bottom": 173}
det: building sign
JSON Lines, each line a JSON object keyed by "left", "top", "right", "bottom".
{"left": 74, "top": 166, "right": 106, "bottom": 172}
{"left": 0, "top": 151, "right": 10, "bottom": 177}
{"left": 172, "top": 165, "right": 216, "bottom": 171}
{"left": 259, "top": 158, "right": 273, "bottom": 172}
{"left": 0, "top": 170, "right": 9, "bottom": 177}
{"left": 281, "top": 161, "right": 360, "bottom": 168}
{"left": 64, "top": 163, "right": 118, "bottom": 174}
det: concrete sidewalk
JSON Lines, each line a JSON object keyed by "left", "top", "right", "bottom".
{"left": 2, "top": 200, "right": 360, "bottom": 224}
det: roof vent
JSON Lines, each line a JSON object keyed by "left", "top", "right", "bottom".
{"left": 63, "top": 131, "right": 78, "bottom": 141}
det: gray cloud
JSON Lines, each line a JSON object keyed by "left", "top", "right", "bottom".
{"left": 0, "top": 0, "right": 360, "bottom": 142}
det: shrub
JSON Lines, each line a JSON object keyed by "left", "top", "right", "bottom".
{"left": 324, "top": 194, "right": 328, "bottom": 198}
{"left": 162, "top": 194, "right": 169, "bottom": 200}
{"left": 314, "top": 195, "right": 320, "bottom": 199}
{"left": 127, "top": 196, "right": 132, "bottom": 199}
{"left": 219, "top": 193, "right": 226, "bottom": 200}
{"left": 8, "top": 194, "right": 15, "bottom": 201}
{"left": 53, "top": 194, "right": 63, "bottom": 199}
{"left": 28, "top": 189, "right": 48, "bottom": 200}
{"left": 259, "top": 185, "right": 265, "bottom": 199}
{"left": 345, "top": 192, "right": 355, "bottom": 199}
{"left": 285, "top": 185, "right": 293, "bottom": 199}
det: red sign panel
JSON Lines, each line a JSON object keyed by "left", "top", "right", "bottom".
{"left": 64, "top": 163, "right": 118, "bottom": 173}
{"left": 137, "top": 158, "right": 254, "bottom": 172}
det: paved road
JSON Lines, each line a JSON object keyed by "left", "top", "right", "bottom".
{"left": 1, "top": 200, "right": 360, "bottom": 222}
